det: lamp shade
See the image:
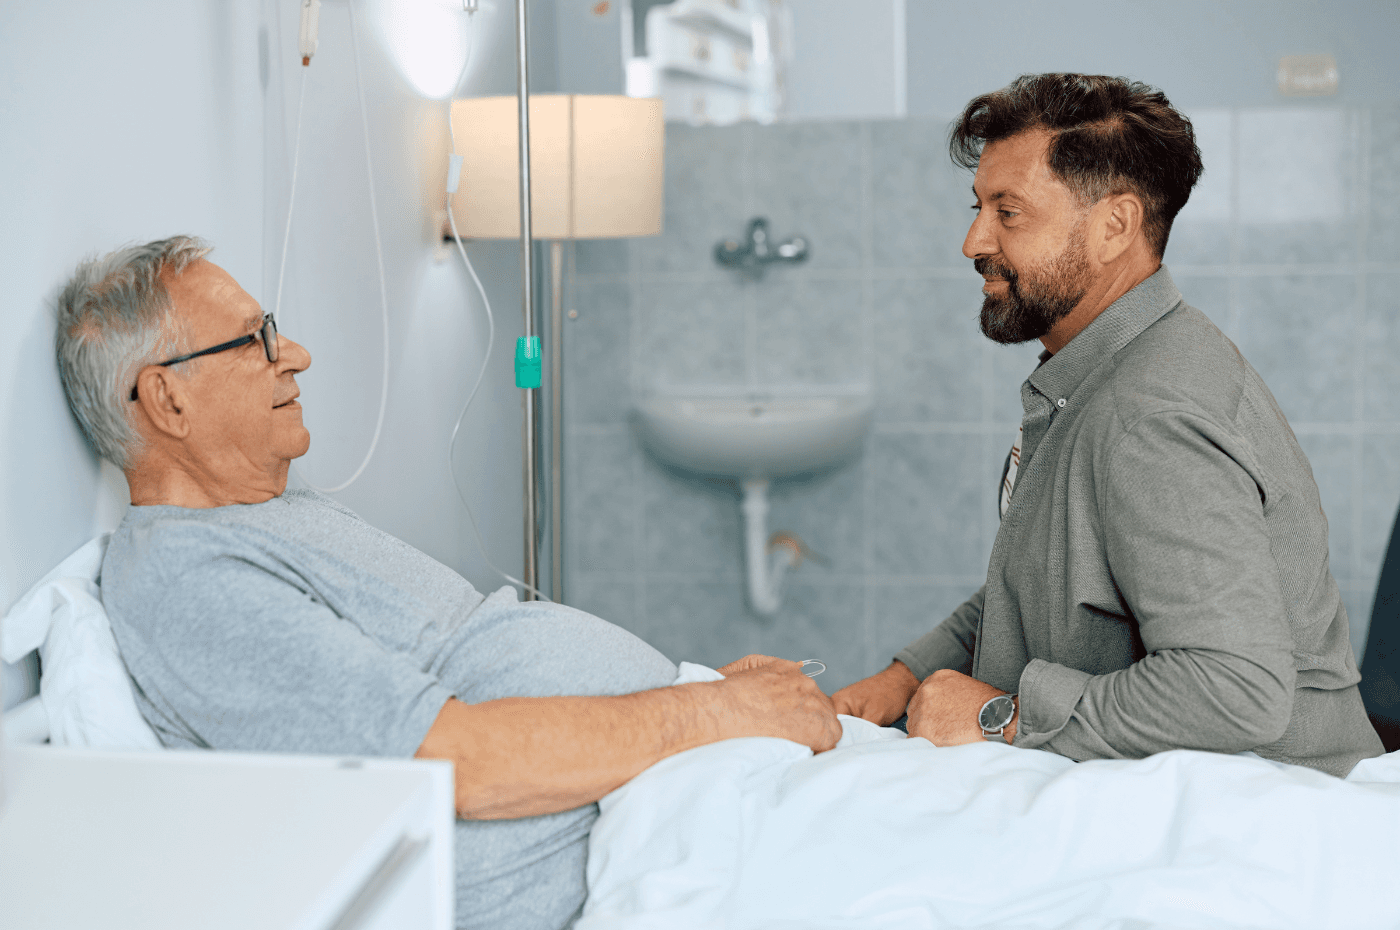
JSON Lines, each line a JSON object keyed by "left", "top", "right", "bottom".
{"left": 449, "top": 94, "right": 664, "bottom": 240}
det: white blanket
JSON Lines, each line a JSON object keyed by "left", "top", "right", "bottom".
{"left": 581, "top": 665, "right": 1400, "bottom": 929}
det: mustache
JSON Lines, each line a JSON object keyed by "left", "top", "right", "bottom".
{"left": 974, "top": 257, "right": 1017, "bottom": 281}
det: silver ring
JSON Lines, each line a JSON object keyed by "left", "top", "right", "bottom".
{"left": 798, "top": 659, "right": 826, "bottom": 677}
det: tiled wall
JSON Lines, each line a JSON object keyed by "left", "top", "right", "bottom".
{"left": 562, "top": 107, "right": 1400, "bottom": 691}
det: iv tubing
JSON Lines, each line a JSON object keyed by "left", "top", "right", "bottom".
{"left": 283, "top": 0, "right": 392, "bottom": 495}
{"left": 272, "top": 68, "right": 307, "bottom": 329}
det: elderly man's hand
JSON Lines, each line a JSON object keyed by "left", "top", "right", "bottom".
{"left": 716, "top": 654, "right": 783, "bottom": 675}
{"left": 905, "top": 669, "right": 1017, "bottom": 746}
{"left": 830, "top": 661, "right": 920, "bottom": 726}
{"left": 712, "top": 655, "right": 842, "bottom": 753}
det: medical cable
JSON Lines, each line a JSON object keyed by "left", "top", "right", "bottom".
{"left": 276, "top": 0, "right": 316, "bottom": 322}
{"left": 442, "top": 20, "right": 549, "bottom": 603}
{"left": 278, "top": 0, "right": 392, "bottom": 495}
{"left": 271, "top": 68, "right": 306, "bottom": 331}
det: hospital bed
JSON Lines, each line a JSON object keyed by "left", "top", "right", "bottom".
{"left": 0, "top": 536, "right": 455, "bottom": 930}
{"left": 6, "top": 538, "right": 1400, "bottom": 930}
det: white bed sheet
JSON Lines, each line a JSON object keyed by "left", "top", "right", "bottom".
{"left": 581, "top": 665, "right": 1400, "bottom": 930}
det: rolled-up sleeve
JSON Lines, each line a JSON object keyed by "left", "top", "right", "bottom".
{"left": 1013, "top": 410, "right": 1296, "bottom": 759}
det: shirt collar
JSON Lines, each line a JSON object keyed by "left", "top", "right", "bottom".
{"left": 1026, "top": 265, "right": 1183, "bottom": 409}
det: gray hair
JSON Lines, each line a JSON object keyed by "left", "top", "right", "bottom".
{"left": 54, "top": 236, "right": 212, "bottom": 469}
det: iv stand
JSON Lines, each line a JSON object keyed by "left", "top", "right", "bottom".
{"left": 514, "top": 0, "right": 540, "bottom": 599}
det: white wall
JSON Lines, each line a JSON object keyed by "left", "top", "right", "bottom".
{"left": 783, "top": 0, "right": 905, "bottom": 120}
{"left": 2, "top": 0, "right": 558, "bottom": 709}
{"left": 904, "top": 0, "right": 1400, "bottom": 115}
{"left": 765, "top": 0, "right": 1400, "bottom": 122}
{"left": 0, "top": 1, "right": 265, "bottom": 706}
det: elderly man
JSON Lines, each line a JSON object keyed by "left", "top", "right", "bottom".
{"left": 833, "top": 73, "right": 1383, "bottom": 776}
{"left": 54, "top": 237, "right": 840, "bottom": 930}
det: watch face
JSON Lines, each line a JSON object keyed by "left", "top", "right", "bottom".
{"left": 979, "top": 695, "right": 1014, "bottom": 730}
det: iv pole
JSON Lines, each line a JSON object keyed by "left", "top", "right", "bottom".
{"left": 514, "top": 0, "right": 540, "bottom": 599}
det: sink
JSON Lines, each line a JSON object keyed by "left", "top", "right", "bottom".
{"left": 635, "top": 390, "right": 874, "bottom": 615}
{"left": 634, "top": 392, "right": 874, "bottom": 480}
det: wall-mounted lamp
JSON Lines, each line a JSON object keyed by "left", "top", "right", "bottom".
{"left": 447, "top": 94, "right": 664, "bottom": 601}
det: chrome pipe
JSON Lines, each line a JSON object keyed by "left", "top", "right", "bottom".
{"left": 550, "top": 240, "right": 565, "bottom": 603}
{"left": 515, "top": 0, "right": 539, "bottom": 599}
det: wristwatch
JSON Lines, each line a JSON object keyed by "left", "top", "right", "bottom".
{"left": 978, "top": 694, "right": 1017, "bottom": 743}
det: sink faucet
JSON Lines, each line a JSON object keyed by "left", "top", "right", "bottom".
{"left": 714, "top": 218, "right": 809, "bottom": 278}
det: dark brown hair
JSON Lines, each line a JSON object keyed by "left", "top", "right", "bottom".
{"left": 950, "top": 73, "right": 1203, "bottom": 258}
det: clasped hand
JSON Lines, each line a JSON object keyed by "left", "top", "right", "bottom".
{"left": 714, "top": 655, "right": 842, "bottom": 752}
{"left": 906, "top": 669, "right": 1016, "bottom": 745}
{"left": 831, "top": 663, "right": 1016, "bottom": 746}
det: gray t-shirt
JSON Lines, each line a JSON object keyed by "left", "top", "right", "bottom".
{"left": 101, "top": 489, "right": 678, "bottom": 930}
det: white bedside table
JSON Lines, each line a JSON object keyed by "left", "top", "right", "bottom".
{"left": 0, "top": 746, "right": 454, "bottom": 930}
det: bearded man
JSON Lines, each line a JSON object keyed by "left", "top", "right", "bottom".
{"left": 832, "top": 73, "right": 1383, "bottom": 776}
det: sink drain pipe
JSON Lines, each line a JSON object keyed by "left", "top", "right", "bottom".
{"left": 740, "top": 479, "right": 802, "bottom": 615}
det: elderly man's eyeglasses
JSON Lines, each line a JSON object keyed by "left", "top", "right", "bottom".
{"left": 129, "top": 314, "right": 279, "bottom": 401}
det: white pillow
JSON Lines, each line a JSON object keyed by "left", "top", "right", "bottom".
{"left": 1, "top": 535, "right": 161, "bottom": 750}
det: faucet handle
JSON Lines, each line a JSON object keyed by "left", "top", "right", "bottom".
{"left": 750, "top": 220, "right": 770, "bottom": 259}
{"left": 775, "top": 237, "right": 808, "bottom": 261}
{"left": 713, "top": 217, "right": 809, "bottom": 276}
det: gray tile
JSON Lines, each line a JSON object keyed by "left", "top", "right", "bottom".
{"left": 565, "top": 278, "right": 632, "bottom": 424}
{"left": 1362, "top": 273, "right": 1400, "bottom": 422}
{"left": 636, "top": 123, "right": 749, "bottom": 274}
{"left": 1240, "top": 222, "right": 1358, "bottom": 266}
{"left": 567, "top": 431, "right": 637, "bottom": 573}
{"left": 1360, "top": 434, "right": 1400, "bottom": 599}
{"left": 872, "top": 277, "right": 982, "bottom": 423}
{"left": 989, "top": 340, "right": 1046, "bottom": 424}
{"left": 748, "top": 582, "right": 867, "bottom": 692}
{"left": 638, "top": 579, "right": 759, "bottom": 668}
{"left": 750, "top": 121, "right": 865, "bottom": 272}
{"left": 1368, "top": 105, "right": 1400, "bottom": 264}
{"left": 1164, "top": 108, "right": 1233, "bottom": 267}
{"left": 640, "top": 454, "right": 742, "bottom": 576}
{"left": 1237, "top": 108, "right": 1360, "bottom": 265}
{"left": 1170, "top": 274, "right": 1233, "bottom": 335}
{"left": 867, "top": 432, "right": 985, "bottom": 577}
{"left": 1340, "top": 582, "right": 1374, "bottom": 667}
{"left": 1181, "top": 108, "right": 1234, "bottom": 224}
{"left": 1163, "top": 222, "right": 1232, "bottom": 268}
{"left": 1233, "top": 274, "right": 1358, "bottom": 423}
{"left": 1294, "top": 431, "right": 1355, "bottom": 583}
{"left": 753, "top": 277, "right": 865, "bottom": 387}
{"left": 566, "top": 575, "right": 638, "bottom": 634}
{"left": 767, "top": 463, "right": 865, "bottom": 576}
{"left": 871, "top": 582, "right": 982, "bottom": 673}
{"left": 870, "top": 118, "right": 972, "bottom": 270}
{"left": 573, "top": 239, "right": 630, "bottom": 276}
{"left": 636, "top": 276, "right": 747, "bottom": 391}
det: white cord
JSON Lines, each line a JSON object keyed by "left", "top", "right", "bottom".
{"left": 444, "top": 20, "right": 550, "bottom": 603}
{"left": 273, "top": 68, "right": 307, "bottom": 327}
{"left": 288, "top": 0, "right": 392, "bottom": 495}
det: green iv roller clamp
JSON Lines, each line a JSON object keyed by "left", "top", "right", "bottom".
{"left": 515, "top": 336, "right": 542, "bottom": 389}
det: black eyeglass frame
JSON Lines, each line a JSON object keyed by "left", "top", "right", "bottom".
{"left": 129, "top": 314, "right": 278, "bottom": 402}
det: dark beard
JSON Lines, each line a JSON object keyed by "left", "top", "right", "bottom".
{"left": 976, "top": 233, "right": 1091, "bottom": 345}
